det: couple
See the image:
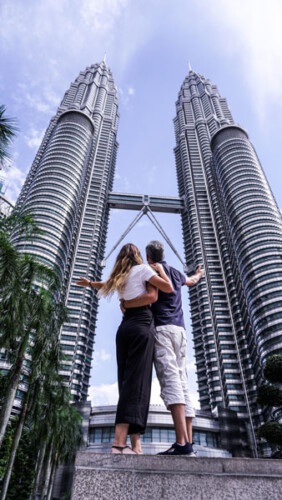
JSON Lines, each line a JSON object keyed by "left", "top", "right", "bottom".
{"left": 76, "top": 240, "right": 204, "bottom": 456}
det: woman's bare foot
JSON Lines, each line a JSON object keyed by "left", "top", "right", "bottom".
{"left": 130, "top": 433, "right": 142, "bottom": 454}
{"left": 111, "top": 445, "right": 125, "bottom": 454}
{"left": 132, "top": 448, "right": 143, "bottom": 454}
{"left": 122, "top": 446, "right": 137, "bottom": 455}
{"left": 111, "top": 445, "right": 137, "bottom": 455}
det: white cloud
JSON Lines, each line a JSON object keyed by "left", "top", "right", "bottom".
{"left": 13, "top": 83, "right": 60, "bottom": 115}
{"left": 136, "top": 218, "right": 150, "bottom": 228}
{"left": 117, "top": 86, "right": 136, "bottom": 107}
{"left": 80, "top": 0, "right": 129, "bottom": 32}
{"left": 24, "top": 128, "right": 44, "bottom": 149}
{"left": 93, "top": 348, "right": 112, "bottom": 366}
{"left": 87, "top": 376, "right": 200, "bottom": 409}
{"left": 150, "top": 377, "right": 200, "bottom": 409}
{"left": 189, "top": 392, "right": 200, "bottom": 409}
{"left": 88, "top": 381, "right": 118, "bottom": 406}
{"left": 1, "top": 161, "right": 27, "bottom": 203}
{"left": 202, "top": 0, "right": 282, "bottom": 122}
{"left": 186, "top": 360, "right": 196, "bottom": 371}
{"left": 88, "top": 377, "right": 165, "bottom": 408}
{"left": 113, "top": 173, "right": 133, "bottom": 192}
{"left": 100, "top": 348, "right": 112, "bottom": 362}
{"left": 150, "top": 377, "right": 165, "bottom": 406}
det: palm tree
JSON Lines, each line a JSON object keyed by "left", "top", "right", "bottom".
{"left": 28, "top": 370, "right": 82, "bottom": 500}
{"left": 0, "top": 298, "right": 68, "bottom": 500}
{"left": 0, "top": 105, "right": 18, "bottom": 168}
{"left": 39, "top": 387, "right": 82, "bottom": 500}
{"left": 0, "top": 208, "right": 62, "bottom": 445}
{"left": 0, "top": 247, "right": 59, "bottom": 447}
{"left": 46, "top": 405, "right": 82, "bottom": 500}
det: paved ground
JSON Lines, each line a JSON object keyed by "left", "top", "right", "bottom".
{"left": 71, "top": 452, "right": 282, "bottom": 500}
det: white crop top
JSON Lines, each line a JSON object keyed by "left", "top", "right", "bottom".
{"left": 118, "top": 264, "right": 157, "bottom": 300}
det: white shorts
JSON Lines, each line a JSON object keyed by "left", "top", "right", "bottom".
{"left": 154, "top": 324, "right": 195, "bottom": 418}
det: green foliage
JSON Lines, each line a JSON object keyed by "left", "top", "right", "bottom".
{"left": 264, "top": 355, "right": 282, "bottom": 384}
{"left": 0, "top": 372, "right": 9, "bottom": 403}
{"left": 257, "top": 384, "right": 282, "bottom": 407}
{"left": 5, "top": 429, "right": 37, "bottom": 500}
{"left": 61, "top": 493, "right": 71, "bottom": 500}
{"left": 0, "top": 105, "right": 18, "bottom": 165}
{"left": 0, "top": 113, "right": 83, "bottom": 499}
{"left": 0, "top": 423, "right": 15, "bottom": 480}
{"left": 0, "top": 211, "right": 74, "bottom": 498}
{"left": 258, "top": 421, "right": 282, "bottom": 446}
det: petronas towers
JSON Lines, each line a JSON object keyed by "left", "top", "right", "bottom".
{"left": 12, "top": 60, "right": 282, "bottom": 455}
{"left": 175, "top": 71, "right": 282, "bottom": 454}
{"left": 15, "top": 60, "right": 118, "bottom": 401}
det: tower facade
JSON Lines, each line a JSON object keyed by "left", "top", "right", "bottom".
{"left": 14, "top": 60, "right": 119, "bottom": 401}
{"left": 174, "top": 70, "right": 282, "bottom": 451}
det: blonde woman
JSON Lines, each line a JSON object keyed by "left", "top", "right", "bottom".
{"left": 76, "top": 243, "right": 173, "bottom": 454}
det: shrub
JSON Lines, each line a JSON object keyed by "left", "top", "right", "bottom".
{"left": 257, "top": 384, "right": 282, "bottom": 407}
{"left": 258, "top": 421, "right": 282, "bottom": 446}
{"left": 264, "top": 355, "right": 282, "bottom": 384}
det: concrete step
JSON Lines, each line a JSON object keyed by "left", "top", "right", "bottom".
{"left": 71, "top": 451, "right": 282, "bottom": 500}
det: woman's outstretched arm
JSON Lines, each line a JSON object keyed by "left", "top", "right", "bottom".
{"left": 75, "top": 277, "right": 105, "bottom": 290}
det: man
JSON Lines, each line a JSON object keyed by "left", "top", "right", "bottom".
{"left": 121, "top": 240, "right": 204, "bottom": 456}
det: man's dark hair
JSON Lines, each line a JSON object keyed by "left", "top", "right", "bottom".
{"left": 146, "top": 241, "right": 165, "bottom": 263}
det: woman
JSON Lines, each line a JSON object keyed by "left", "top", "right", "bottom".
{"left": 76, "top": 243, "right": 173, "bottom": 454}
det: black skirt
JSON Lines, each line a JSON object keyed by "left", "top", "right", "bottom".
{"left": 115, "top": 305, "right": 155, "bottom": 434}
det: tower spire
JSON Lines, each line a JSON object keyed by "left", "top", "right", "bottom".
{"left": 103, "top": 52, "right": 107, "bottom": 64}
{"left": 188, "top": 61, "right": 192, "bottom": 72}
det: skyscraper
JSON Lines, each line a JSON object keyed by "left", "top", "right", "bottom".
{"left": 14, "top": 59, "right": 119, "bottom": 401}
{"left": 10, "top": 61, "right": 282, "bottom": 456}
{"left": 174, "top": 69, "right": 282, "bottom": 454}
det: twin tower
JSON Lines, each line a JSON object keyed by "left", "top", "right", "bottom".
{"left": 15, "top": 60, "right": 282, "bottom": 453}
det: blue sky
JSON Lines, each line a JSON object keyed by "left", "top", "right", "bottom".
{"left": 1, "top": 0, "right": 282, "bottom": 408}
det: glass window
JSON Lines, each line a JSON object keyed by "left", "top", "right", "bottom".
{"left": 141, "top": 428, "right": 152, "bottom": 442}
{"left": 102, "top": 428, "right": 110, "bottom": 443}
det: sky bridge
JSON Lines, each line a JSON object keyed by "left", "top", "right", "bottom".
{"left": 107, "top": 192, "right": 185, "bottom": 214}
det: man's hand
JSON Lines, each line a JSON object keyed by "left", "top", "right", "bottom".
{"left": 196, "top": 265, "right": 205, "bottom": 277}
{"left": 76, "top": 276, "right": 90, "bottom": 287}
{"left": 185, "top": 265, "right": 204, "bottom": 286}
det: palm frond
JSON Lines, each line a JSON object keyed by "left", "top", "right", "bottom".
{"left": 0, "top": 105, "right": 18, "bottom": 162}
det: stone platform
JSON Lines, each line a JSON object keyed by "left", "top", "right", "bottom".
{"left": 71, "top": 452, "right": 282, "bottom": 500}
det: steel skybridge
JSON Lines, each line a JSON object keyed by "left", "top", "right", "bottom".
{"left": 108, "top": 192, "right": 185, "bottom": 214}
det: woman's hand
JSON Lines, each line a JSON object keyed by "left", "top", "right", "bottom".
{"left": 76, "top": 278, "right": 104, "bottom": 289}
{"left": 149, "top": 264, "right": 173, "bottom": 293}
{"left": 76, "top": 276, "right": 91, "bottom": 287}
{"left": 150, "top": 262, "right": 164, "bottom": 275}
